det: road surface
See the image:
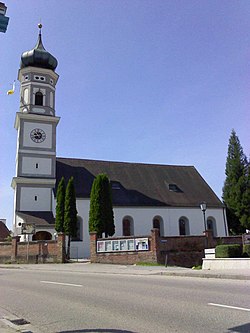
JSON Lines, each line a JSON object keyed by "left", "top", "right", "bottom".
{"left": 0, "top": 266, "right": 249, "bottom": 332}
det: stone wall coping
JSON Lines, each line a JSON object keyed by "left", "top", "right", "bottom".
{"left": 204, "top": 258, "right": 250, "bottom": 261}
{"left": 97, "top": 235, "right": 151, "bottom": 241}
{"left": 18, "top": 240, "right": 57, "bottom": 244}
{"left": 161, "top": 235, "right": 205, "bottom": 239}
{"left": 202, "top": 258, "right": 250, "bottom": 270}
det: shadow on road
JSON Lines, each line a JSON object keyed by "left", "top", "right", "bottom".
{"left": 58, "top": 329, "right": 137, "bottom": 333}
{"left": 227, "top": 323, "right": 250, "bottom": 333}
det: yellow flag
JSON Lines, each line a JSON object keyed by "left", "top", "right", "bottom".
{"left": 7, "top": 81, "right": 15, "bottom": 95}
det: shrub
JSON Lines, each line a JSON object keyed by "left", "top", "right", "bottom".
{"left": 215, "top": 244, "right": 242, "bottom": 258}
{"left": 242, "top": 244, "right": 250, "bottom": 258}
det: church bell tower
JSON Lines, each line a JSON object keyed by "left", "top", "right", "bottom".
{"left": 12, "top": 24, "right": 60, "bottom": 238}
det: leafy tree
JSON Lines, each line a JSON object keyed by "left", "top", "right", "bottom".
{"left": 64, "top": 176, "right": 78, "bottom": 259}
{"left": 55, "top": 177, "right": 66, "bottom": 233}
{"left": 222, "top": 130, "right": 249, "bottom": 234}
{"left": 89, "top": 174, "right": 115, "bottom": 238}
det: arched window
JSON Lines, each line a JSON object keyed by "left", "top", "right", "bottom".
{"left": 207, "top": 217, "right": 217, "bottom": 237}
{"left": 35, "top": 91, "right": 43, "bottom": 106}
{"left": 179, "top": 217, "right": 190, "bottom": 236}
{"left": 122, "top": 216, "right": 134, "bottom": 236}
{"left": 153, "top": 216, "right": 164, "bottom": 236}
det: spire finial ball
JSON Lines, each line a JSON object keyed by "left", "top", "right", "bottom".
{"left": 38, "top": 23, "right": 42, "bottom": 29}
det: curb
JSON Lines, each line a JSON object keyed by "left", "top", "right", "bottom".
{"left": 0, "top": 264, "right": 249, "bottom": 281}
{"left": 158, "top": 271, "right": 250, "bottom": 280}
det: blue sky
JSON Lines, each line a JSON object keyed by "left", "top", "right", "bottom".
{"left": 0, "top": 0, "right": 249, "bottom": 229}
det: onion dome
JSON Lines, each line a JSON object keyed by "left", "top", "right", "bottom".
{"left": 20, "top": 24, "right": 58, "bottom": 71}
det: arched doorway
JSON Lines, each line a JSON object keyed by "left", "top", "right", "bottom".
{"left": 33, "top": 231, "right": 52, "bottom": 241}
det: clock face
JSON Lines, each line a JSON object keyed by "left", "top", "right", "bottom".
{"left": 30, "top": 128, "right": 46, "bottom": 143}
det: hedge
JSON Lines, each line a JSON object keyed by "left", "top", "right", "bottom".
{"left": 215, "top": 244, "right": 242, "bottom": 258}
{"left": 242, "top": 244, "right": 250, "bottom": 258}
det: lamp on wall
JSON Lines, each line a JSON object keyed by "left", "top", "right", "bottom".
{"left": 200, "top": 202, "right": 207, "bottom": 231}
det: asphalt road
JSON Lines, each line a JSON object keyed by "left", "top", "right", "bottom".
{"left": 0, "top": 267, "right": 249, "bottom": 333}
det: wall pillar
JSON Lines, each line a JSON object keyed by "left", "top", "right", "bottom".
{"left": 57, "top": 233, "right": 66, "bottom": 263}
{"left": 151, "top": 228, "right": 161, "bottom": 263}
{"left": 11, "top": 236, "right": 20, "bottom": 262}
{"left": 204, "top": 229, "right": 214, "bottom": 248}
{"left": 90, "top": 232, "right": 97, "bottom": 263}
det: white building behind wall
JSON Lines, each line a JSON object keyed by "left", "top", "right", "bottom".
{"left": 12, "top": 26, "right": 228, "bottom": 259}
{"left": 74, "top": 203, "right": 227, "bottom": 258}
{"left": 56, "top": 157, "right": 228, "bottom": 259}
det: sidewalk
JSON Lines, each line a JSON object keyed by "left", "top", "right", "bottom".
{"left": 0, "top": 307, "right": 38, "bottom": 333}
{"left": 0, "top": 321, "right": 18, "bottom": 333}
{"left": 0, "top": 322, "right": 18, "bottom": 333}
{"left": 1, "top": 261, "right": 250, "bottom": 280}
{"left": 0, "top": 318, "right": 35, "bottom": 333}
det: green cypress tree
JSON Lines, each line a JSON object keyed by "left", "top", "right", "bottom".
{"left": 102, "top": 174, "right": 115, "bottom": 237}
{"left": 89, "top": 174, "right": 104, "bottom": 237}
{"left": 222, "top": 130, "right": 248, "bottom": 234}
{"left": 89, "top": 174, "right": 115, "bottom": 238}
{"left": 55, "top": 177, "right": 66, "bottom": 233}
{"left": 239, "top": 161, "right": 250, "bottom": 229}
{"left": 64, "top": 177, "right": 78, "bottom": 259}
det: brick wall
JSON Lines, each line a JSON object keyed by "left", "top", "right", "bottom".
{"left": 90, "top": 229, "right": 205, "bottom": 267}
{"left": 90, "top": 230, "right": 160, "bottom": 265}
{"left": 90, "top": 230, "right": 244, "bottom": 268}
{"left": 0, "top": 233, "right": 66, "bottom": 264}
{"left": 214, "top": 236, "right": 242, "bottom": 245}
{"left": 158, "top": 235, "right": 206, "bottom": 267}
{"left": 0, "top": 241, "right": 12, "bottom": 263}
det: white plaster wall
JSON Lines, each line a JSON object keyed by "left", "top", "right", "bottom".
{"left": 113, "top": 207, "right": 227, "bottom": 237}
{"left": 32, "top": 108, "right": 46, "bottom": 114}
{"left": 15, "top": 214, "right": 24, "bottom": 235}
{"left": 23, "top": 122, "right": 52, "bottom": 149}
{"left": 50, "top": 198, "right": 89, "bottom": 259}
{"left": 74, "top": 199, "right": 90, "bottom": 258}
{"left": 20, "top": 187, "right": 52, "bottom": 211}
{"left": 12, "top": 188, "right": 17, "bottom": 229}
{"left": 206, "top": 209, "right": 228, "bottom": 236}
{"left": 22, "top": 157, "right": 52, "bottom": 175}
{"left": 50, "top": 92, "right": 54, "bottom": 108}
{"left": 16, "top": 127, "right": 21, "bottom": 175}
{"left": 72, "top": 198, "right": 228, "bottom": 259}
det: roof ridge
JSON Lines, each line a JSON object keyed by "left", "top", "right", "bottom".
{"left": 56, "top": 156, "right": 194, "bottom": 168}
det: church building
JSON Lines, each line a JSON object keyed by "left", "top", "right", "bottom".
{"left": 12, "top": 26, "right": 228, "bottom": 258}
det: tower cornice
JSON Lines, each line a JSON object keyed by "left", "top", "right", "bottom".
{"left": 11, "top": 177, "right": 56, "bottom": 189}
{"left": 14, "top": 112, "right": 60, "bottom": 130}
{"left": 18, "top": 66, "right": 59, "bottom": 83}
